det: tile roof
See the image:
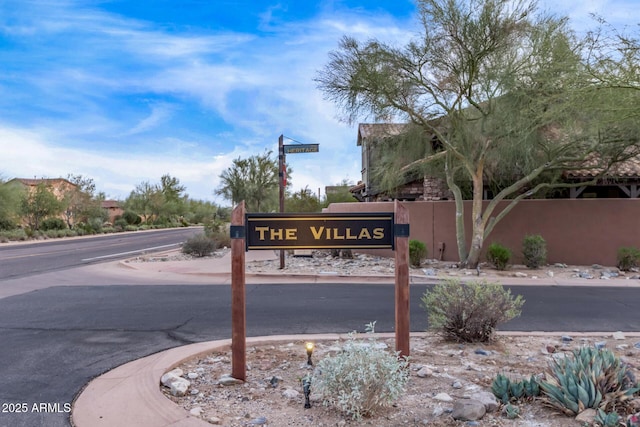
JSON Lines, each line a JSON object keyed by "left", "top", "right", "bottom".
{"left": 564, "top": 154, "right": 640, "bottom": 179}
{"left": 359, "top": 123, "right": 640, "bottom": 180}
{"left": 357, "top": 123, "right": 411, "bottom": 145}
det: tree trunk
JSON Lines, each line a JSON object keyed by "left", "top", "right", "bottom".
{"left": 445, "top": 161, "right": 467, "bottom": 263}
{"left": 462, "top": 170, "right": 486, "bottom": 269}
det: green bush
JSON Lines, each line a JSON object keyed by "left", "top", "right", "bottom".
{"left": 617, "top": 247, "right": 640, "bottom": 271}
{"left": 522, "top": 234, "right": 547, "bottom": 269}
{"left": 421, "top": 279, "right": 525, "bottom": 342}
{"left": 113, "top": 218, "right": 128, "bottom": 230}
{"left": 40, "top": 217, "right": 67, "bottom": 231}
{"left": 0, "top": 229, "right": 28, "bottom": 241}
{"left": 311, "top": 322, "right": 409, "bottom": 420}
{"left": 0, "top": 218, "right": 15, "bottom": 231}
{"left": 487, "top": 242, "right": 511, "bottom": 270}
{"left": 182, "top": 234, "right": 216, "bottom": 257}
{"left": 122, "top": 210, "right": 142, "bottom": 225}
{"left": 540, "top": 346, "right": 640, "bottom": 417}
{"left": 409, "top": 239, "right": 427, "bottom": 267}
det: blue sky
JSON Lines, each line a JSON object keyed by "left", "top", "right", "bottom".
{"left": 0, "top": 0, "right": 637, "bottom": 203}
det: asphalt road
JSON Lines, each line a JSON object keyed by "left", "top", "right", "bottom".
{"left": 0, "top": 227, "right": 202, "bottom": 280}
{"left": 0, "top": 281, "right": 639, "bottom": 427}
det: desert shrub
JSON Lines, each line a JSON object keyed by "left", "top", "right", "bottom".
{"left": 409, "top": 239, "right": 427, "bottom": 267}
{"left": 40, "top": 217, "right": 67, "bottom": 231}
{"left": 124, "top": 225, "right": 138, "bottom": 232}
{"left": 0, "top": 229, "right": 28, "bottom": 241}
{"left": 311, "top": 322, "right": 409, "bottom": 420}
{"left": 122, "top": 210, "right": 142, "bottom": 225}
{"left": 113, "top": 218, "right": 128, "bottom": 230}
{"left": 617, "top": 247, "right": 640, "bottom": 271}
{"left": 487, "top": 243, "right": 511, "bottom": 270}
{"left": 102, "top": 226, "right": 116, "bottom": 234}
{"left": 421, "top": 279, "right": 525, "bottom": 342}
{"left": 205, "top": 224, "right": 230, "bottom": 249}
{"left": 182, "top": 234, "right": 216, "bottom": 257}
{"left": 540, "top": 346, "right": 640, "bottom": 417}
{"left": 522, "top": 234, "right": 547, "bottom": 269}
{"left": 0, "top": 218, "right": 15, "bottom": 231}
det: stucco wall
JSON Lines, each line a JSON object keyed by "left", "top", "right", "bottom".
{"left": 324, "top": 199, "right": 640, "bottom": 266}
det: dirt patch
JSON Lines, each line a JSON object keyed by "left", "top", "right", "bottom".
{"left": 163, "top": 333, "right": 640, "bottom": 426}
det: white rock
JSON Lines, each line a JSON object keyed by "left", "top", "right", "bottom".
{"left": 170, "top": 378, "right": 190, "bottom": 396}
{"left": 187, "top": 372, "right": 199, "bottom": 379}
{"left": 218, "top": 375, "right": 243, "bottom": 386}
{"left": 613, "top": 331, "right": 626, "bottom": 340}
{"left": 189, "top": 407, "right": 202, "bottom": 416}
{"left": 282, "top": 389, "right": 299, "bottom": 399}
{"left": 209, "top": 416, "right": 222, "bottom": 424}
{"left": 433, "top": 392, "right": 453, "bottom": 402}
{"left": 417, "top": 367, "right": 433, "bottom": 378}
{"left": 161, "top": 368, "right": 184, "bottom": 387}
{"left": 470, "top": 391, "right": 499, "bottom": 412}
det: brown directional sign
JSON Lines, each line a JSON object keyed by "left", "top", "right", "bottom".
{"left": 283, "top": 144, "right": 319, "bottom": 154}
{"left": 245, "top": 213, "right": 394, "bottom": 250}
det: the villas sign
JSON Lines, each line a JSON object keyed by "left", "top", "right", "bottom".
{"left": 244, "top": 213, "right": 395, "bottom": 250}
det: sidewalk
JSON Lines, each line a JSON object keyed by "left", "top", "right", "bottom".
{"left": 71, "top": 251, "right": 640, "bottom": 427}
{"left": 115, "top": 248, "right": 640, "bottom": 287}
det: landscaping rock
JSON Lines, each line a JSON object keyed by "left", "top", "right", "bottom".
{"left": 469, "top": 391, "right": 499, "bottom": 413}
{"left": 452, "top": 399, "right": 486, "bottom": 421}
{"left": 433, "top": 392, "right": 453, "bottom": 402}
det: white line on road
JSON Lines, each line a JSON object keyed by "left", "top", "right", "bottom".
{"left": 81, "top": 243, "right": 181, "bottom": 262}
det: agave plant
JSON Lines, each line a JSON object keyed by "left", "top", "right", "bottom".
{"left": 522, "top": 375, "right": 541, "bottom": 398}
{"left": 540, "top": 346, "right": 640, "bottom": 416}
{"left": 595, "top": 409, "right": 620, "bottom": 427}
{"left": 491, "top": 373, "right": 511, "bottom": 404}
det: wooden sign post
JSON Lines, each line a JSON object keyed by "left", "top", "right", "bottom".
{"left": 394, "top": 200, "right": 410, "bottom": 359}
{"left": 230, "top": 202, "right": 246, "bottom": 381}
{"left": 230, "top": 202, "right": 410, "bottom": 381}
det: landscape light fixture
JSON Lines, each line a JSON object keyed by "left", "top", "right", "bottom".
{"left": 302, "top": 375, "right": 312, "bottom": 409}
{"left": 305, "top": 342, "right": 314, "bottom": 366}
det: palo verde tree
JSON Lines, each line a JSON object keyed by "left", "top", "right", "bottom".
{"left": 20, "top": 182, "right": 63, "bottom": 230}
{"left": 0, "top": 177, "right": 22, "bottom": 229}
{"left": 63, "top": 174, "right": 103, "bottom": 228}
{"left": 316, "top": 0, "right": 640, "bottom": 267}
{"left": 216, "top": 150, "right": 290, "bottom": 212}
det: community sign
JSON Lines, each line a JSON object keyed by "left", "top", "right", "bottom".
{"left": 245, "top": 212, "right": 394, "bottom": 250}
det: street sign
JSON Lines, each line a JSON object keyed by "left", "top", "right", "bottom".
{"left": 283, "top": 144, "right": 319, "bottom": 154}
{"left": 245, "top": 212, "right": 394, "bottom": 250}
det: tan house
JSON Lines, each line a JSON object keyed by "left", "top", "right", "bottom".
{"left": 9, "top": 178, "right": 78, "bottom": 200}
{"left": 101, "top": 200, "right": 124, "bottom": 224}
{"left": 351, "top": 123, "right": 640, "bottom": 201}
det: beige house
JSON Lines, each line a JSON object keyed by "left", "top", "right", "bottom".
{"left": 9, "top": 178, "right": 77, "bottom": 199}
{"left": 351, "top": 123, "right": 640, "bottom": 201}
{"left": 101, "top": 200, "right": 124, "bottom": 224}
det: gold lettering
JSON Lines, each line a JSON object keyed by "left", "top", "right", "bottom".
{"left": 345, "top": 228, "right": 357, "bottom": 240}
{"left": 332, "top": 228, "right": 345, "bottom": 240}
{"left": 373, "top": 228, "right": 384, "bottom": 239}
{"left": 255, "top": 226, "right": 269, "bottom": 241}
{"left": 285, "top": 228, "right": 297, "bottom": 240}
{"left": 270, "top": 228, "right": 284, "bottom": 240}
{"left": 358, "top": 228, "right": 371, "bottom": 240}
{"left": 310, "top": 226, "right": 324, "bottom": 240}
